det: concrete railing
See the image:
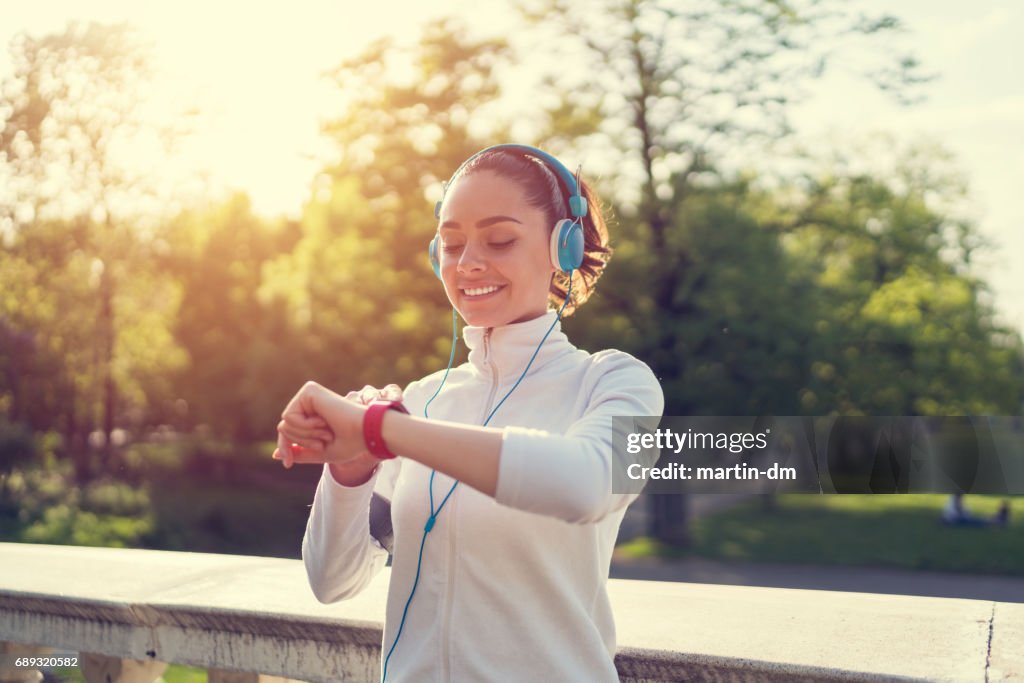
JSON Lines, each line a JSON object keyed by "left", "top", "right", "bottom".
{"left": 0, "top": 542, "right": 1020, "bottom": 682}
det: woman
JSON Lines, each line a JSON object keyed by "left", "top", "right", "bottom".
{"left": 274, "top": 145, "right": 664, "bottom": 681}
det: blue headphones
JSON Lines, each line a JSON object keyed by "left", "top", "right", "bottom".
{"left": 428, "top": 144, "right": 588, "bottom": 278}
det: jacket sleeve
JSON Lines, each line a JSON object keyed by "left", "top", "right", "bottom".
{"left": 301, "top": 461, "right": 395, "bottom": 603}
{"left": 301, "top": 379, "right": 421, "bottom": 603}
{"left": 494, "top": 350, "right": 665, "bottom": 524}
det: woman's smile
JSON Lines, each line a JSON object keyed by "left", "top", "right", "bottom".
{"left": 439, "top": 170, "right": 555, "bottom": 327}
{"left": 461, "top": 284, "right": 507, "bottom": 301}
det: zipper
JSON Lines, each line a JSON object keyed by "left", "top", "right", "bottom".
{"left": 440, "top": 327, "right": 500, "bottom": 682}
{"left": 439, "top": 472, "right": 459, "bottom": 683}
{"left": 480, "top": 328, "right": 501, "bottom": 423}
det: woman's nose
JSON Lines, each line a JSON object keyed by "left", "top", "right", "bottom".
{"left": 456, "top": 242, "right": 487, "bottom": 273}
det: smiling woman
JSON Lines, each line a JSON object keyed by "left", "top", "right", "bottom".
{"left": 277, "top": 144, "right": 664, "bottom": 682}
{"left": 435, "top": 149, "right": 613, "bottom": 325}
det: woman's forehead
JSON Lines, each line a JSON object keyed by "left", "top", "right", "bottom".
{"left": 448, "top": 169, "right": 521, "bottom": 198}
{"left": 442, "top": 172, "right": 539, "bottom": 223}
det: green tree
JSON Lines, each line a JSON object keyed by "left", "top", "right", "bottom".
{"left": 779, "top": 140, "right": 1024, "bottom": 416}
{"left": 260, "top": 18, "right": 513, "bottom": 398}
{"left": 164, "top": 194, "right": 302, "bottom": 443}
{"left": 0, "top": 22, "right": 186, "bottom": 479}
{"left": 519, "top": 0, "right": 935, "bottom": 545}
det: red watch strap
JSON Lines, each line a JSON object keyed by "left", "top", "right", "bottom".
{"left": 363, "top": 399, "right": 410, "bottom": 460}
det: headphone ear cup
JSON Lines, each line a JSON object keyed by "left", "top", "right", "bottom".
{"left": 550, "top": 219, "right": 584, "bottom": 273}
{"left": 428, "top": 235, "right": 442, "bottom": 279}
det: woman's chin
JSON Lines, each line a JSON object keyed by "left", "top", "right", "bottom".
{"left": 458, "top": 310, "right": 550, "bottom": 328}
{"left": 457, "top": 310, "right": 505, "bottom": 328}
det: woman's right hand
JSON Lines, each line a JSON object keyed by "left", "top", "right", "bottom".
{"left": 329, "top": 384, "right": 404, "bottom": 484}
{"left": 275, "top": 384, "right": 404, "bottom": 485}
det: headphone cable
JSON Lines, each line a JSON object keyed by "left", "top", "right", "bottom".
{"left": 381, "top": 272, "right": 574, "bottom": 681}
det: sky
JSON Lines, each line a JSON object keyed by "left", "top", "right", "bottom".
{"left": 1, "top": 0, "right": 1022, "bottom": 332}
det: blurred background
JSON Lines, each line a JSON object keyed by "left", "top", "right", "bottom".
{"left": 1, "top": 3, "right": 1023, "bottom": 672}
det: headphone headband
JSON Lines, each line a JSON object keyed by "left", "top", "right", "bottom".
{"left": 429, "top": 143, "right": 587, "bottom": 278}
{"left": 433, "top": 144, "right": 588, "bottom": 220}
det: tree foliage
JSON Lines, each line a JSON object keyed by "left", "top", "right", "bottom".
{"left": 0, "top": 13, "right": 1019, "bottom": 540}
{"left": 162, "top": 194, "right": 301, "bottom": 441}
{"left": 515, "top": 0, "right": 958, "bottom": 544}
{"left": 518, "top": 0, "right": 934, "bottom": 205}
{"left": 0, "top": 22, "right": 184, "bottom": 478}
{"left": 261, "top": 18, "right": 513, "bottom": 393}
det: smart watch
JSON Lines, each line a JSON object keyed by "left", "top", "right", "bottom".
{"left": 362, "top": 399, "right": 409, "bottom": 460}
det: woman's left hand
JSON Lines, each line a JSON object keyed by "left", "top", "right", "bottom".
{"left": 272, "top": 381, "right": 368, "bottom": 468}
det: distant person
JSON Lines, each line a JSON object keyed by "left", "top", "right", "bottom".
{"left": 941, "top": 493, "right": 1010, "bottom": 527}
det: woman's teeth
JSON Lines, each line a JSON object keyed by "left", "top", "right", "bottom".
{"left": 464, "top": 285, "right": 502, "bottom": 296}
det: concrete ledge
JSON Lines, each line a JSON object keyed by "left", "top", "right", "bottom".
{"left": 0, "top": 543, "right": 1019, "bottom": 682}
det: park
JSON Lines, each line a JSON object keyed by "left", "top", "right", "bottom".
{"left": 2, "top": 1, "right": 1022, "bottom": 681}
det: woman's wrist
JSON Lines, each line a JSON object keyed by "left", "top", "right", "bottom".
{"left": 363, "top": 400, "right": 410, "bottom": 459}
{"left": 327, "top": 458, "right": 379, "bottom": 488}
{"left": 311, "top": 384, "right": 369, "bottom": 450}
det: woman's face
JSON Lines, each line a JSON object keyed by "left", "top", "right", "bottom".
{"left": 437, "top": 170, "right": 555, "bottom": 328}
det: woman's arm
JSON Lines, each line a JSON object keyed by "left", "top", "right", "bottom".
{"left": 281, "top": 387, "right": 504, "bottom": 496}
{"left": 280, "top": 351, "right": 664, "bottom": 524}
{"left": 277, "top": 384, "right": 402, "bottom": 486}
{"left": 381, "top": 413, "right": 503, "bottom": 496}
{"left": 302, "top": 460, "right": 390, "bottom": 603}
{"left": 285, "top": 384, "right": 410, "bottom": 603}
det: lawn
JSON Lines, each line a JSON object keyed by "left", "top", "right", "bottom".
{"left": 617, "top": 494, "right": 1024, "bottom": 575}
{"left": 48, "top": 664, "right": 207, "bottom": 682}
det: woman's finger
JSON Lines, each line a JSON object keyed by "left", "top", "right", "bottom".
{"left": 282, "top": 412, "right": 329, "bottom": 429}
{"left": 293, "top": 429, "right": 333, "bottom": 443}
{"left": 276, "top": 432, "right": 291, "bottom": 460}
{"left": 381, "top": 383, "right": 403, "bottom": 401}
{"left": 359, "top": 385, "right": 381, "bottom": 404}
{"left": 279, "top": 417, "right": 330, "bottom": 437}
{"left": 279, "top": 428, "right": 330, "bottom": 450}
{"left": 346, "top": 389, "right": 376, "bottom": 404}
{"left": 287, "top": 442, "right": 332, "bottom": 465}
{"left": 279, "top": 420, "right": 333, "bottom": 443}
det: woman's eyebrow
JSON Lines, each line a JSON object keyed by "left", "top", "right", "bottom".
{"left": 440, "top": 215, "right": 522, "bottom": 230}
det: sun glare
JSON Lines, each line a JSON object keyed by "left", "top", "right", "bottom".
{"left": 2, "top": 0, "right": 482, "bottom": 218}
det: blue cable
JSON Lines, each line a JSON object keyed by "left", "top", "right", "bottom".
{"left": 381, "top": 272, "right": 575, "bottom": 682}
{"left": 381, "top": 307, "right": 456, "bottom": 682}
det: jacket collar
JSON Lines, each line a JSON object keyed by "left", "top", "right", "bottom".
{"left": 463, "top": 310, "right": 574, "bottom": 381}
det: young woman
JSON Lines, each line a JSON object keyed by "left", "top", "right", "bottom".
{"left": 274, "top": 145, "right": 664, "bottom": 682}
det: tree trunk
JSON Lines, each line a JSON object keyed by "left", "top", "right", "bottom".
{"left": 68, "top": 384, "right": 91, "bottom": 485}
{"left": 629, "top": 33, "right": 693, "bottom": 549}
{"left": 100, "top": 263, "right": 116, "bottom": 476}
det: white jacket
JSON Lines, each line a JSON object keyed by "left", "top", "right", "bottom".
{"left": 302, "top": 310, "right": 665, "bottom": 682}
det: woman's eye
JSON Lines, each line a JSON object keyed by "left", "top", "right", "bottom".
{"left": 442, "top": 240, "right": 515, "bottom": 253}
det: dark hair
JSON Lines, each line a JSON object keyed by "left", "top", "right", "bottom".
{"left": 452, "top": 149, "right": 613, "bottom": 317}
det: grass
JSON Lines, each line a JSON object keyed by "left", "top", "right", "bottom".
{"left": 616, "top": 494, "right": 1024, "bottom": 575}
{"left": 48, "top": 664, "right": 207, "bottom": 682}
